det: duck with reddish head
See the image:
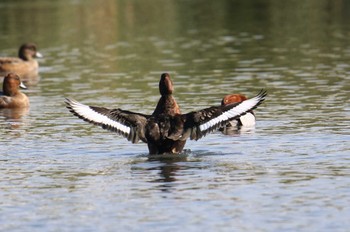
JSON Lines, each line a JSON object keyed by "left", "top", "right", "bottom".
{"left": 0, "top": 73, "right": 29, "bottom": 109}
{"left": 220, "top": 93, "right": 257, "bottom": 134}
{"left": 65, "top": 73, "right": 266, "bottom": 155}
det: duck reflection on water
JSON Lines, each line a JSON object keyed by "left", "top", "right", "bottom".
{"left": 0, "top": 107, "right": 29, "bottom": 129}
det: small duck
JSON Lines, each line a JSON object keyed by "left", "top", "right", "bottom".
{"left": 65, "top": 73, "right": 266, "bottom": 155}
{"left": 0, "top": 43, "right": 42, "bottom": 81}
{"left": 220, "top": 94, "right": 256, "bottom": 134}
{"left": 0, "top": 73, "right": 29, "bottom": 108}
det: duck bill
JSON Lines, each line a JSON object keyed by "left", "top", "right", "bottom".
{"left": 20, "top": 82, "right": 27, "bottom": 89}
{"left": 35, "top": 52, "right": 43, "bottom": 58}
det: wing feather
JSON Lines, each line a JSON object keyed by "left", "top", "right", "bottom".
{"left": 184, "top": 90, "right": 267, "bottom": 140}
{"left": 65, "top": 98, "right": 149, "bottom": 143}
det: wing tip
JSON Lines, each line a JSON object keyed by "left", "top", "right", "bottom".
{"left": 64, "top": 97, "right": 75, "bottom": 109}
{"left": 255, "top": 89, "right": 267, "bottom": 107}
{"left": 257, "top": 89, "right": 267, "bottom": 100}
{"left": 64, "top": 97, "right": 134, "bottom": 141}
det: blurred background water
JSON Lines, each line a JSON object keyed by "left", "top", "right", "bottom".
{"left": 0, "top": 0, "right": 349, "bottom": 231}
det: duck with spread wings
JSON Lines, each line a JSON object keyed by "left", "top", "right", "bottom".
{"left": 65, "top": 73, "right": 267, "bottom": 155}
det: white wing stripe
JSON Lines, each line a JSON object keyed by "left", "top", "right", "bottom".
{"left": 69, "top": 100, "right": 131, "bottom": 134}
{"left": 199, "top": 95, "right": 261, "bottom": 132}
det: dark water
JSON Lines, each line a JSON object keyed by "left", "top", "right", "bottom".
{"left": 1, "top": 0, "right": 349, "bottom": 231}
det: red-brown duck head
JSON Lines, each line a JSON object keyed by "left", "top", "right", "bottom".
{"left": 3, "top": 73, "right": 27, "bottom": 96}
{"left": 221, "top": 94, "right": 247, "bottom": 106}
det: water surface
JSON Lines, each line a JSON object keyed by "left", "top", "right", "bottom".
{"left": 1, "top": 0, "right": 349, "bottom": 231}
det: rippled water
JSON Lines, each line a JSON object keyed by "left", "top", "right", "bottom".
{"left": 1, "top": 0, "right": 349, "bottom": 231}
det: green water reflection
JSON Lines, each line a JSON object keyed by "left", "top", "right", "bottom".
{"left": 1, "top": 0, "right": 350, "bottom": 75}
{"left": 0, "top": 0, "right": 348, "bottom": 131}
{"left": 1, "top": 4, "right": 349, "bottom": 147}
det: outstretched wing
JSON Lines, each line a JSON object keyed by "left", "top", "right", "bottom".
{"left": 183, "top": 90, "right": 267, "bottom": 140}
{"left": 65, "top": 98, "right": 150, "bottom": 143}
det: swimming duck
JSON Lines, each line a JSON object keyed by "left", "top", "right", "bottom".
{"left": 220, "top": 94, "right": 256, "bottom": 132}
{"left": 0, "top": 43, "right": 42, "bottom": 81}
{"left": 0, "top": 73, "right": 29, "bottom": 108}
{"left": 65, "top": 73, "right": 266, "bottom": 154}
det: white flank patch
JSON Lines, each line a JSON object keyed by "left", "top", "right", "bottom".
{"left": 68, "top": 99, "right": 130, "bottom": 135}
{"left": 240, "top": 113, "right": 256, "bottom": 127}
{"left": 199, "top": 95, "right": 261, "bottom": 132}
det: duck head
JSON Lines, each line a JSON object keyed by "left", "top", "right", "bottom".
{"left": 3, "top": 73, "right": 26, "bottom": 96}
{"left": 221, "top": 94, "right": 247, "bottom": 106}
{"left": 159, "top": 73, "right": 174, "bottom": 96}
{"left": 18, "top": 43, "right": 43, "bottom": 61}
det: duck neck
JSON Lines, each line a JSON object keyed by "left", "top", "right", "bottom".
{"left": 153, "top": 94, "right": 181, "bottom": 116}
{"left": 20, "top": 54, "right": 33, "bottom": 61}
{"left": 19, "top": 51, "right": 33, "bottom": 61}
{"left": 3, "top": 84, "right": 17, "bottom": 96}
